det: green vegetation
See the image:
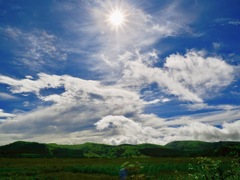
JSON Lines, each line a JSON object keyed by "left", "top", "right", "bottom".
{"left": 0, "top": 157, "right": 239, "bottom": 179}
{"left": 188, "top": 156, "right": 240, "bottom": 180}
{"left": 0, "top": 141, "right": 239, "bottom": 179}
{"left": 165, "top": 141, "right": 240, "bottom": 157}
{"left": 1, "top": 140, "right": 239, "bottom": 158}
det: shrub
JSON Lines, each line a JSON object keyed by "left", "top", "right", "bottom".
{"left": 188, "top": 156, "right": 240, "bottom": 179}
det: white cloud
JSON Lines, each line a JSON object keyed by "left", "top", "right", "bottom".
{"left": 0, "top": 48, "right": 237, "bottom": 145}
{"left": 94, "top": 115, "right": 240, "bottom": 145}
{"left": 228, "top": 20, "right": 240, "bottom": 25}
{"left": 0, "top": 88, "right": 239, "bottom": 145}
{"left": 2, "top": 27, "right": 67, "bottom": 70}
{"left": 0, "top": 1, "right": 239, "bottom": 146}
{"left": 166, "top": 121, "right": 240, "bottom": 143}
{"left": 74, "top": 2, "right": 236, "bottom": 104}
{"left": 50, "top": 1, "right": 223, "bottom": 105}
{"left": 95, "top": 115, "right": 163, "bottom": 145}
{"left": 60, "top": 0, "right": 193, "bottom": 76}
{"left": 0, "top": 109, "right": 15, "bottom": 119}
{"left": 0, "top": 92, "right": 18, "bottom": 100}
{"left": 215, "top": 18, "right": 240, "bottom": 26}
{"left": 25, "top": 75, "right": 33, "bottom": 79}
{"left": 143, "top": 99, "right": 161, "bottom": 105}
{"left": 0, "top": 73, "right": 146, "bottom": 136}
{"left": 164, "top": 50, "right": 234, "bottom": 99}
{"left": 116, "top": 50, "right": 235, "bottom": 103}
{"left": 0, "top": 133, "right": 24, "bottom": 146}
{"left": 143, "top": 106, "right": 240, "bottom": 128}
{"left": 0, "top": 74, "right": 143, "bottom": 116}
{"left": 0, "top": 130, "right": 106, "bottom": 145}
{"left": 213, "top": 42, "right": 221, "bottom": 50}
{"left": 90, "top": 0, "right": 184, "bottom": 51}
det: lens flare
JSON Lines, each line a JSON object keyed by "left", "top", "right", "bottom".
{"left": 109, "top": 10, "right": 125, "bottom": 26}
{"left": 106, "top": 8, "right": 127, "bottom": 32}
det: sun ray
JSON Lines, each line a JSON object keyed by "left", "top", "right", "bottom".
{"left": 109, "top": 10, "right": 125, "bottom": 26}
{"left": 106, "top": 7, "right": 128, "bottom": 32}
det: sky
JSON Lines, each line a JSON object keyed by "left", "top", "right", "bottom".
{"left": 0, "top": 0, "right": 240, "bottom": 145}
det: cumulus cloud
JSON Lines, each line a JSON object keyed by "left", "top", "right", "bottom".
{"left": 117, "top": 50, "right": 235, "bottom": 102}
{"left": 95, "top": 115, "right": 162, "bottom": 145}
{"left": 94, "top": 115, "right": 240, "bottom": 145}
{"left": 164, "top": 50, "right": 234, "bottom": 99}
{"left": 165, "top": 121, "right": 240, "bottom": 143}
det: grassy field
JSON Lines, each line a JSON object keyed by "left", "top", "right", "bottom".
{"left": 0, "top": 157, "right": 239, "bottom": 179}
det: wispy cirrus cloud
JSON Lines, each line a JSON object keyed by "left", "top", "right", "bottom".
{"left": 90, "top": 0, "right": 186, "bottom": 49}
{"left": 0, "top": 92, "right": 18, "bottom": 100}
{"left": 215, "top": 18, "right": 240, "bottom": 26}
{"left": 56, "top": 0, "right": 194, "bottom": 75}
{"left": 2, "top": 27, "right": 67, "bottom": 70}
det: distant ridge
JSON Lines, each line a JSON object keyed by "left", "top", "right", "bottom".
{"left": 0, "top": 141, "right": 239, "bottom": 158}
{"left": 165, "top": 140, "right": 240, "bottom": 156}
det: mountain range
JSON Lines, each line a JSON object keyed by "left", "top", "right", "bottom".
{"left": 0, "top": 141, "right": 239, "bottom": 158}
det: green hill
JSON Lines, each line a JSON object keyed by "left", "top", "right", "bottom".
{"left": 165, "top": 141, "right": 240, "bottom": 157}
{"left": 0, "top": 141, "right": 50, "bottom": 158}
{"left": 165, "top": 140, "right": 213, "bottom": 156}
{"left": 0, "top": 140, "right": 239, "bottom": 158}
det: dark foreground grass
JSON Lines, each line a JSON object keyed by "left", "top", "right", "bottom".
{"left": 0, "top": 157, "right": 238, "bottom": 179}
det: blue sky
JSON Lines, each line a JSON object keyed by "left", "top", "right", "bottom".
{"left": 0, "top": 0, "right": 240, "bottom": 145}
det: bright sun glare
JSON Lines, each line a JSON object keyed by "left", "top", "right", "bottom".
{"left": 107, "top": 9, "right": 127, "bottom": 31}
{"left": 109, "top": 10, "right": 125, "bottom": 26}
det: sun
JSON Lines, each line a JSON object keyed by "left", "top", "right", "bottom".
{"left": 109, "top": 10, "right": 125, "bottom": 26}
{"left": 106, "top": 8, "right": 127, "bottom": 32}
